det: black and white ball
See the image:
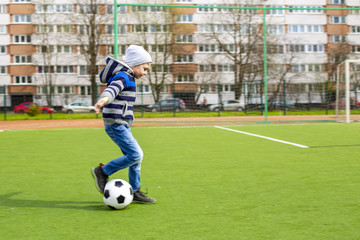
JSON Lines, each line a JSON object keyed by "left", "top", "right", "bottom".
{"left": 103, "top": 179, "right": 134, "bottom": 210}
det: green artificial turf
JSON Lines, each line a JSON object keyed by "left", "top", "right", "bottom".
{"left": 0, "top": 123, "right": 359, "bottom": 239}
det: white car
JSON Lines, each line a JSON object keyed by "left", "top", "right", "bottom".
{"left": 62, "top": 102, "right": 95, "bottom": 113}
{"left": 209, "top": 100, "right": 245, "bottom": 112}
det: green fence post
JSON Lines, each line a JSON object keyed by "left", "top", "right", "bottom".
{"left": 49, "top": 82, "right": 52, "bottom": 120}
{"left": 263, "top": 9, "right": 268, "bottom": 121}
{"left": 217, "top": 81, "right": 221, "bottom": 117}
{"left": 283, "top": 80, "right": 287, "bottom": 115}
{"left": 172, "top": 82, "right": 176, "bottom": 117}
{"left": 3, "top": 85, "right": 6, "bottom": 121}
{"left": 325, "top": 80, "right": 329, "bottom": 115}
{"left": 114, "top": 0, "right": 118, "bottom": 60}
{"left": 96, "top": 83, "right": 99, "bottom": 119}
{"left": 141, "top": 82, "right": 144, "bottom": 118}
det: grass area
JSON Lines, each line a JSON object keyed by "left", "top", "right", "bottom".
{"left": 0, "top": 108, "right": 351, "bottom": 121}
{"left": 0, "top": 123, "right": 359, "bottom": 239}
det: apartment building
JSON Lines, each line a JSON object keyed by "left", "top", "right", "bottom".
{"left": 0, "top": 0, "right": 359, "bottom": 109}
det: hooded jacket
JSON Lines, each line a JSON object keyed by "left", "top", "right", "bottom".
{"left": 99, "top": 56, "right": 137, "bottom": 126}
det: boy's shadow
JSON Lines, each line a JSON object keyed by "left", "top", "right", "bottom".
{"left": 0, "top": 192, "right": 107, "bottom": 211}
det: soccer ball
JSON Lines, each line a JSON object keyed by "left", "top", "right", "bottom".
{"left": 103, "top": 179, "right": 134, "bottom": 210}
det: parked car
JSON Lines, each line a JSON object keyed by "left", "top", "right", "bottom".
{"left": 209, "top": 100, "right": 245, "bottom": 112}
{"left": 146, "top": 98, "right": 186, "bottom": 112}
{"left": 329, "top": 98, "right": 360, "bottom": 109}
{"left": 14, "top": 102, "right": 55, "bottom": 114}
{"left": 62, "top": 102, "right": 96, "bottom": 113}
{"left": 268, "top": 100, "right": 295, "bottom": 109}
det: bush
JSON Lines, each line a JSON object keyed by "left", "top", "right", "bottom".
{"left": 26, "top": 104, "right": 42, "bottom": 116}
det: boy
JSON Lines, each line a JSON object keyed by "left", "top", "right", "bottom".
{"left": 91, "top": 45, "right": 156, "bottom": 203}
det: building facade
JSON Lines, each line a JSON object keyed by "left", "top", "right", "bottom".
{"left": 0, "top": 0, "right": 359, "bottom": 110}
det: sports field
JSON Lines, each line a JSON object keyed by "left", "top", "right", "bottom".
{"left": 1, "top": 122, "right": 359, "bottom": 239}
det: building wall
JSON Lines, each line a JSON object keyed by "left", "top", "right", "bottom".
{"left": 0, "top": 0, "right": 359, "bottom": 108}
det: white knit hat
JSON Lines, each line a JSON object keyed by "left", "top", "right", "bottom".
{"left": 124, "top": 45, "right": 152, "bottom": 67}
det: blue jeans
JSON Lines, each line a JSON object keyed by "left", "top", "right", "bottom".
{"left": 102, "top": 124, "right": 143, "bottom": 191}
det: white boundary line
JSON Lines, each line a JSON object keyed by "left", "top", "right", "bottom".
{"left": 214, "top": 126, "right": 309, "bottom": 149}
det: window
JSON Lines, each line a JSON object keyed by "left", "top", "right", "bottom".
{"left": 14, "top": 76, "right": 32, "bottom": 84}
{"left": 268, "top": 25, "right": 284, "bottom": 35}
{"left": 176, "top": 14, "right": 193, "bottom": 23}
{"left": 150, "top": 45, "right": 165, "bottom": 52}
{"left": 351, "top": 45, "right": 360, "bottom": 53}
{"left": 56, "top": 25, "right": 73, "bottom": 33}
{"left": 80, "top": 86, "right": 91, "bottom": 95}
{"left": 79, "top": 66, "right": 89, "bottom": 75}
{"left": 289, "top": 44, "right": 324, "bottom": 53}
{"left": 37, "top": 66, "right": 55, "bottom": 73}
{"left": 137, "top": 84, "right": 151, "bottom": 93}
{"left": 38, "top": 45, "right": 73, "bottom": 54}
{"left": 198, "top": 44, "right": 217, "bottom": 53}
{"left": 14, "top": 55, "right": 32, "bottom": 63}
{"left": 131, "top": 24, "right": 168, "bottom": 33}
{"left": 0, "top": 45, "right": 6, "bottom": 53}
{"left": 14, "top": 35, "right": 31, "bottom": 43}
{"left": 239, "top": 24, "right": 257, "bottom": 35}
{"left": 308, "top": 64, "right": 322, "bottom": 72}
{"left": 36, "top": 4, "right": 73, "bottom": 13}
{"left": 151, "top": 65, "right": 168, "bottom": 73}
{"left": 307, "top": 44, "right": 324, "bottom": 52}
{"left": 351, "top": 26, "right": 360, "bottom": 33}
{"left": 106, "top": 5, "right": 126, "bottom": 14}
{"left": 56, "top": 66, "right": 75, "bottom": 74}
{"left": 267, "top": 45, "right": 285, "bottom": 54}
{"left": 0, "top": 25, "right": 5, "bottom": 33}
{"left": 199, "top": 64, "right": 234, "bottom": 72}
{"left": 176, "top": 54, "right": 193, "bottom": 63}
{"left": 350, "top": 7, "right": 360, "bottom": 14}
{"left": 266, "top": 5, "right": 284, "bottom": 15}
{"left": 288, "top": 5, "right": 322, "bottom": 14}
{"left": 288, "top": 25, "right": 323, "bottom": 33}
{"left": 36, "top": 25, "right": 54, "bottom": 33}
{"left": 14, "top": 15, "right": 31, "bottom": 23}
{"left": 38, "top": 45, "right": 54, "bottom": 53}
{"left": 239, "top": 5, "right": 257, "bottom": 14}
{"left": 198, "top": 4, "right": 234, "bottom": 13}
{"left": 106, "top": 24, "right": 126, "bottom": 34}
{"left": 130, "top": 5, "right": 166, "bottom": 13}
{"left": 290, "top": 64, "right": 323, "bottom": 72}
{"left": 37, "top": 66, "right": 75, "bottom": 74}
{"left": 0, "top": 5, "right": 6, "bottom": 13}
{"left": 175, "top": 0, "right": 193, "bottom": 3}
{"left": 176, "top": 34, "right": 193, "bottom": 43}
{"left": 57, "top": 45, "right": 73, "bottom": 53}
{"left": 0, "top": 66, "right": 6, "bottom": 74}
{"left": 330, "top": 16, "right": 346, "bottom": 24}
{"left": 38, "top": 85, "right": 74, "bottom": 95}
{"left": 330, "top": 35, "right": 347, "bottom": 43}
{"left": 176, "top": 75, "right": 194, "bottom": 83}
{"left": 330, "top": 0, "right": 345, "bottom": 4}
{"left": 78, "top": 5, "right": 98, "bottom": 14}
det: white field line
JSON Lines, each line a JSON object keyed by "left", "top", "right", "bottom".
{"left": 214, "top": 126, "right": 309, "bottom": 149}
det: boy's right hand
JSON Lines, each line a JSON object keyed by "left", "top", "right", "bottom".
{"left": 94, "top": 97, "right": 109, "bottom": 114}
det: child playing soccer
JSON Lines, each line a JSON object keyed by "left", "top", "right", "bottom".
{"left": 91, "top": 45, "right": 156, "bottom": 203}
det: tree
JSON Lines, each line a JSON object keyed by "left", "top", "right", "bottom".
{"left": 127, "top": 1, "right": 173, "bottom": 103}
{"left": 200, "top": 2, "right": 264, "bottom": 101}
{"left": 74, "top": 0, "right": 112, "bottom": 105}
{"left": 32, "top": 1, "right": 61, "bottom": 107}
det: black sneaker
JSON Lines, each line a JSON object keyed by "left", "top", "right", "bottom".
{"left": 91, "top": 164, "right": 108, "bottom": 194}
{"left": 133, "top": 189, "right": 156, "bottom": 204}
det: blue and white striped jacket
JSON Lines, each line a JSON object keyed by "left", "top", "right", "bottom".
{"left": 99, "top": 56, "right": 137, "bottom": 126}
